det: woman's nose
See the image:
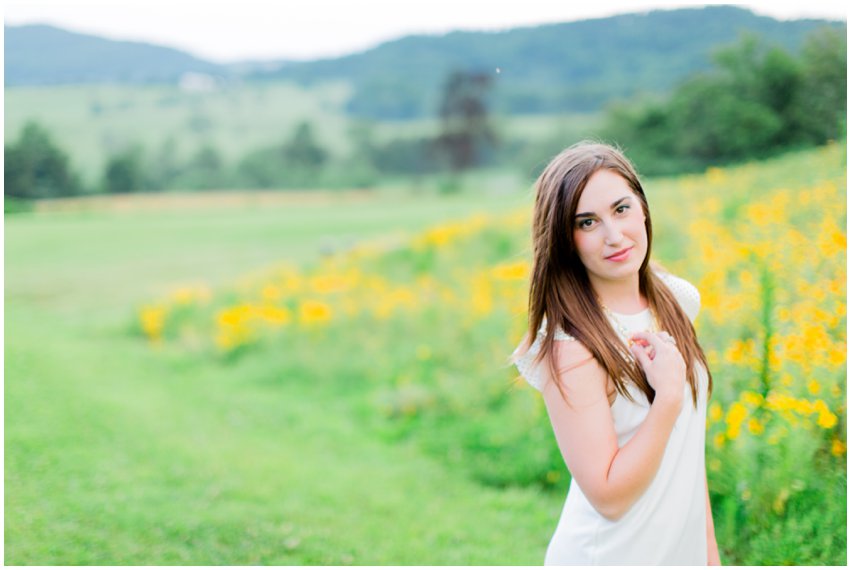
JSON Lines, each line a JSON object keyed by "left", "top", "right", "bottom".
{"left": 603, "top": 220, "right": 624, "bottom": 245}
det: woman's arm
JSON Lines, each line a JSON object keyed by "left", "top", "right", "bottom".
{"left": 706, "top": 469, "right": 721, "bottom": 565}
{"left": 541, "top": 338, "right": 684, "bottom": 521}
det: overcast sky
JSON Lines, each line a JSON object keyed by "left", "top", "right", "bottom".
{"left": 4, "top": 0, "right": 847, "bottom": 63}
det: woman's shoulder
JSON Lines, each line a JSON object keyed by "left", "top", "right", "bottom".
{"left": 512, "top": 319, "right": 578, "bottom": 391}
{"left": 654, "top": 269, "right": 701, "bottom": 322}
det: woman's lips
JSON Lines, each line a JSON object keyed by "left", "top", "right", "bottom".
{"left": 606, "top": 247, "right": 632, "bottom": 262}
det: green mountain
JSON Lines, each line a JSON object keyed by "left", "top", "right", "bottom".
{"left": 4, "top": 24, "right": 224, "bottom": 85}
{"left": 260, "top": 5, "right": 844, "bottom": 118}
{"left": 5, "top": 7, "right": 844, "bottom": 119}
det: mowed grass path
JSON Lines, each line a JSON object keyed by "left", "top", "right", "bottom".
{"left": 5, "top": 189, "right": 559, "bottom": 564}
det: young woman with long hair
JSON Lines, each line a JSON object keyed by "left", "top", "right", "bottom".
{"left": 512, "top": 142, "right": 721, "bottom": 565}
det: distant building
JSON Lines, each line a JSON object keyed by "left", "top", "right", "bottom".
{"left": 179, "top": 72, "right": 217, "bottom": 92}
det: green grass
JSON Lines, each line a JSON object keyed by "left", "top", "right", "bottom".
{"left": 5, "top": 187, "right": 562, "bottom": 565}
{"left": 5, "top": 302, "right": 556, "bottom": 564}
{"left": 5, "top": 187, "right": 532, "bottom": 320}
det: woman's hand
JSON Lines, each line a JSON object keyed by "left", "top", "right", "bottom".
{"left": 629, "top": 330, "right": 686, "bottom": 408}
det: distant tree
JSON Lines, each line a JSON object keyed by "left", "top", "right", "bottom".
{"left": 370, "top": 137, "right": 438, "bottom": 175}
{"left": 4, "top": 121, "right": 82, "bottom": 199}
{"left": 601, "top": 31, "right": 846, "bottom": 174}
{"left": 795, "top": 27, "right": 847, "bottom": 143}
{"left": 434, "top": 70, "right": 497, "bottom": 172}
{"left": 711, "top": 35, "right": 802, "bottom": 147}
{"left": 179, "top": 144, "right": 226, "bottom": 189}
{"left": 103, "top": 146, "right": 146, "bottom": 193}
{"left": 283, "top": 122, "right": 328, "bottom": 170}
{"left": 147, "top": 137, "right": 183, "bottom": 190}
{"left": 669, "top": 74, "right": 784, "bottom": 162}
{"left": 237, "top": 148, "right": 276, "bottom": 188}
{"left": 237, "top": 122, "right": 329, "bottom": 189}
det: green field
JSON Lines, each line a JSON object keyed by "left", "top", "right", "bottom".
{"left": 5, "top": 144, "right": 847, "bottom": 564}
{"left": 5, "top": 186, "right": 563, "bottom": 564}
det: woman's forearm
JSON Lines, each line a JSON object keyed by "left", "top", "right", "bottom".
{"left": 597, "top": 393, "right": 682, "bottom": 520}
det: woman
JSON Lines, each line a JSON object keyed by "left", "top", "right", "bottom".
{"left": 512, "top": 141, "right": 721, "bottom": 565}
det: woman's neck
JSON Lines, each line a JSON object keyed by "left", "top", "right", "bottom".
{"left": 592, "top": 275, "right": 646, "bottom": 314}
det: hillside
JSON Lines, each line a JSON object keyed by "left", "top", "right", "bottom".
{"left": 261, "top": 6, "right": 844, "bottom": 118}
{"left": 5, "top": 7, "right": 844, "bottom": 117}
{"left": 4, "top": 24, "right": 224, "bottom": 85}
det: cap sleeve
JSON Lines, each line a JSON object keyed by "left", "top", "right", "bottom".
{"left": 512, "top": 323, "right": 575, "bottom": 392}
{"left": 657, "top": 272, "right": 701, "bottom": 322}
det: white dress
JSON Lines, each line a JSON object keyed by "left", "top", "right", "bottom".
{"left": 513, "top": 273, "right": 709, "bottom": 565}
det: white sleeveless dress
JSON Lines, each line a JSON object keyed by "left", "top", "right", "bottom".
{"left": 512, "top": 273, "right": 709, "bottom": 565}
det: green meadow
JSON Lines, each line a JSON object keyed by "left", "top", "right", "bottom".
{"left": 5, "top": 186, "right": 560, "bottom": 564}
{"left": 5, "top": 144, "right": 847, "bottom": 565}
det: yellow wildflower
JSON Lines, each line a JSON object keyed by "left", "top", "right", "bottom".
{"left": 140, "top": 305, "right": 166, "bottom": 340}
{"left": 258, "top": 305, "right": 291, "bottom": 326}
{"left": 491, "top": 260, "right": 529, "bottom": 281}
{"left": 747, "top": 418, "right": 765, "bottom": 435}
{"left": 311, "top": 274, "right": 354, "bottom": 294}
{"left": 725, "top": 423, "right": 741, "bottom": 440}
{"left": 709, "top": 402, "right": 723, "bottom": 423}
{"left": 171, "top": 285, "right": 211, "bottom": 305}
{"left": 261, "top": 284, "right": 283, "bottom": 302}
{"left": 706, "top": 167, "right": 726, "bottom": 184}
{"left": 299, "top": 300, "right": 332, "bottom": 325}
{"left": 741, "top": 391, "right": 763, "bottom": 407}
{"left": 807, "top": 380, "right": 821, "bottom": 395}
{"left": 726, "top": 402, "right": 748, "bottom": 425}
{"left": 817, "top": 410, "right": 838, "bottom": 429}
{"left": 828, "top": 345, "right": 846, "bottom": 367}
{"left": 831, "top": 438, "right": 847, "bottom": 456}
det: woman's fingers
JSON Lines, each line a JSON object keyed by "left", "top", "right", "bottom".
{"left": 630, "top": 341, "right": 653, "bottom": 369}
{"left": 630, "top": 330, "right": 677, "bottom": 352}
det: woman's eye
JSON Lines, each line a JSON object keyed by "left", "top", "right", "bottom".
{"left": 616, "top": 204, "right": 630, "bottom": 214}
{"left": 577, "top": 219, "right": 595, "bottom": 229}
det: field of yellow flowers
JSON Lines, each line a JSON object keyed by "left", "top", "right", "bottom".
{"left": 137, "top": 143, "right": 846, "bottom": 564}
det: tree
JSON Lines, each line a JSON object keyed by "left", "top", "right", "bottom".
{"left": 435, "top": 70, "right": 497, "bottom": 172}
{"left": 795, "top": 27, "right": 847, "bottom": 143}
{"left": 179, "top": 144, "right": 226, "bottom": 190}
{"left": 237, "top": 122, "right": 330, "bottom": 189}
{"left": 282, "top": 122, "right": 328, "bottom": 171}
{"left": 4, "top": 121, "right": 81, "bottom": 199}
{"left": 600, "top": 32, "right": 841, "bottom": 174}
{"left": 103, "top": 146, "right": 145, "bottom": 193}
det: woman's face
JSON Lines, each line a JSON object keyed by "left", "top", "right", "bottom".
{"left": 572, "top": 169, "right": 648, "bottom": 288}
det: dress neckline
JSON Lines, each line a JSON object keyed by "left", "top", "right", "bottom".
{"left": 608, "top": 307, "right": 651, "bottom": 319}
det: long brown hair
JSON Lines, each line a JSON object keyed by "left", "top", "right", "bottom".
{"left": 524, "top": 141, "right": 712, "bottom": 407}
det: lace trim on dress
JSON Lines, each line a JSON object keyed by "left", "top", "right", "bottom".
{"left": 512, "top": 272, "right": 700, "bottom": 392}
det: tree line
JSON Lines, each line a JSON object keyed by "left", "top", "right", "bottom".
{"left": 601, "top": 28, "right": 846, "bottom": 175}
{"left": 5, "top": 28, "right": 845, "bottom": 203}
{"left": 4, "top": 70, "right": 498, "bottom": 201}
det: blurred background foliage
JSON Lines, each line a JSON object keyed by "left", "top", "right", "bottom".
{"left": 4, "top": 6, "right": 847, "bottom": 203}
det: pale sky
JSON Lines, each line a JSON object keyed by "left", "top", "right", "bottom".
{"left": 3, "top": 0, "right": 847, "bottom": 63}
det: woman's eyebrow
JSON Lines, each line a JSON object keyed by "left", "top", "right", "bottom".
{"left": 575, "top": 196, "right": 633, "bottom": 218}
